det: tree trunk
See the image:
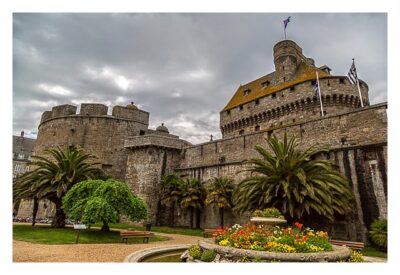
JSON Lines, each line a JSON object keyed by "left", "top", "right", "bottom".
{"left": 169, "top": 203, "right": 175, "bottom": 227}
{"left": 101, "top": 221, "right": 110, "bottom": 232}
{"left": 219, "top": 208, "right": 224, "bottom": 228}
{"left": 31, "top": 197, "right": 39, "bottom": 227}
{"left": 189, "top": 208, "right": 194, "bottom": 229}
{"left": 195, "top": 209, "right": 201, "bottom": 229}
{"left": 51, "top": 198, "right": 66, "bottom": 228}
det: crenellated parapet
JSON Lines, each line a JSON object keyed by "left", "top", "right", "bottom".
{"left": 39, "top": 103, "right": 150, "bottom": 126}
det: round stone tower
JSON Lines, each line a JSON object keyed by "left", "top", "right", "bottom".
{"left": 220, "top": 40, "right": 370, "bottom": 138}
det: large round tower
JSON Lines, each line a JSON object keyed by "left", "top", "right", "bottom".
{"left": 220, "top": 40, "right": 370, "bottom": 138}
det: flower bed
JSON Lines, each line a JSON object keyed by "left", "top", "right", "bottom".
{"left": 213, "top": 223, "right": 332, "bottom": 253}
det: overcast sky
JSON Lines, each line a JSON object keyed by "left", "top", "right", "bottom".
{"left": 13, "top": 13, "right": 387, "bottom": 144}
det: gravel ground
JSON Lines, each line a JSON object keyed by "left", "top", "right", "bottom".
{"left": 13, "top": 232, "right": 202, "bottom": 262}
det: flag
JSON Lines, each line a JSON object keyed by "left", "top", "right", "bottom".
{"left": 313, "top": 80, "right": 319, "bottom": 97}
{"left": 348, "top": 59, "right": 358, "bottom": 85}
{"left": 284, "top": 16, "right": 291, "bottom": 29}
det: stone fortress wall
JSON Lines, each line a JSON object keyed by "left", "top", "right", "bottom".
{"left": 34, "top": 103, "right": 149, "bottom": 180}
{"left": 175, "top": 103, "right": 387, "bottom": 242}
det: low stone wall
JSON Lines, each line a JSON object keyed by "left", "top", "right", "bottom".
{"left": 198, "top": 239, "right": 352, "bottom": 262}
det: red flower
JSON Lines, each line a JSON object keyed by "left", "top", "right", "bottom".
{"left": 294, "top": 222, "right": 303, "bottom": 230}
{"left": 239, "top": 229, "right": 245, "bottom": 235}
{"left": 303, "top": 236, "right": 308, "bottom": 241}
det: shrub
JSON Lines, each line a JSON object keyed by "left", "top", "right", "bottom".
{"left": 252, "top": 208, "right": 282, "bottom": 218}
{"left": 369, "top": 219, "right": 387, "bottom": 250}
{"left": 200, "top": 249, "right": 217, "bottom": 262}
{"left": 188, "top": 245, "right": 203, "bottom": 259}
{"left": 348, "top": 250, "right": 364, "bottom": 262}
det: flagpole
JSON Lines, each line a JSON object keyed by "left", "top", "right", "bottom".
{"left": 316, "top": 71, "right": 324, "bottom": 116}
{"left": 353, "top": 59, "right": 364, "bottom": 108}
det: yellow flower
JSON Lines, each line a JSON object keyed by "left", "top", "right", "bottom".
{"left": 307, "top": 232, "right": 315, "bottom": 237}
{"left": 219, "top": 239, "right": 230, "bottom": 246}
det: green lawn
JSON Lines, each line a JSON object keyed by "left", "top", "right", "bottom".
{"left": 361, "top": 246, "right": 387, "bottom": 258}
{"left": 13, "top": 224, "right": 169, "bottom": 244}
{"left": 99, "top": 223, "right": 204, "bottom": 237}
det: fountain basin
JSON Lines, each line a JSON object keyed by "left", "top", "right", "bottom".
{"left": 124, "top": 245, "right": 190, "bottom": 262}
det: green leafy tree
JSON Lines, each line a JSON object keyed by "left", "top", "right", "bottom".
{"left": 160, "top": 173, "right": 183, "bottom": 226}
{"left": 180, "top": 178, "right": 206, "bottom": 229}
{"left": 205, "top": 177, "right": 234, "bottom": 227}
{"left": 369, "top": 219, "right": 387, "bottom": 250}
{"left": 13, "top": 145, "right": 105, "bottom": 228}
{"left": 232, "top": 133, "right": 353, "bottom": 222}
{"left": 62, "top": 179, "right": 148, "bottom": 232}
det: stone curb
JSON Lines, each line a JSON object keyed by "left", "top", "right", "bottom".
{"left": 123, "top": 244, "right": 191, "bottom": 262}
{"left": 198, "top": 239, "right": 352, "bottom": 262}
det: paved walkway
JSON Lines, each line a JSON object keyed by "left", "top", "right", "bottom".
{"left": 13, "top": 232, "right": 202, "bottom": 262}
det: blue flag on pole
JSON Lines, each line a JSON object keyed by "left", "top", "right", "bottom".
{"left": 284, "top": 16, "right": 291, "bottom": 29}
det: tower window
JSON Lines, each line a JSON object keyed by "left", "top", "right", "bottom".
{"left": 255, "top": 125, "right": 260, "bottom": 131}
{"left": 261, "top": 80, "right": 270, "bottom": 88}
{"left": 282, "top": 66, "right": 285, "bottom": 71}
{"left": 339, "top": 78, "right": 345, "bottom": 84}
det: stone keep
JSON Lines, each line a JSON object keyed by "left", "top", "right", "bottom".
{"left": 17, "top": 40, "right": 387, "bottom": 243}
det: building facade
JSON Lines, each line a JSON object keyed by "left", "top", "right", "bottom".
{"left": 16, "top": 40, "right": 387, "bottom": 242}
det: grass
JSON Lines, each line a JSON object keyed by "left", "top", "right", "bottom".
{"left": 13, "top": 224, "right": 169, "bottom": 244}
{"left": 94, "top": 223, "right": 204, "bottom": 237}
{"left": 361, "top": 246, "right": 387, "bottom": 258}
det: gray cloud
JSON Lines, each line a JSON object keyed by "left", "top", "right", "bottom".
{"left": 13, "top": 13, "right": 387, "bottom": 143}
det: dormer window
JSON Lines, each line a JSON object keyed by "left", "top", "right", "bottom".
{"left": 261, "top": 80, "right": 270, "bottom": 88}
{"left": 243, "top": 89, "right": 251, "bottom": 97}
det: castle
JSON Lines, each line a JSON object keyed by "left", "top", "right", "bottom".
{"left": 16, "top": 40, "right": 387, "bottom": 242}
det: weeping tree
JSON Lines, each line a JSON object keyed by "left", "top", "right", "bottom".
{"left": 62, "top": 179, "right": 148, "bottom": 232}
{"left": 205, "top": 177, "right": 234, "bottom": 227}
{"left": 233, "top": 133, "right": 354, "bottom": 222}
{"left": 160, "top": 173, "right": 183, "bottom": 226}
{"left": 180, "top": 178, "right": 206, "bottom": 229}
{"left": 13, "top": 145, "right": 105, "bottom": 228}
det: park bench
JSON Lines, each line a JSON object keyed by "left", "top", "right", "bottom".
{"left": 120, "top": 230, "right": 154, "bottom": 244}
{"left": 203, "top": 228, "right": 216, "bottom": 238}
{"left": 330, "top": 239, "right": 365, "bottom": 250}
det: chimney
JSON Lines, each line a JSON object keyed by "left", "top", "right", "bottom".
{"left": 20, "top": 131, "right": 24, "bottom": 138}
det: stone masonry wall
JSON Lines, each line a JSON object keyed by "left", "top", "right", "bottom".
{"left": 174, "top": 103, "right": 387, "bottom": 241}
{"left": 17, "top": 103, "right": 150, "bottom": 219}
{"left": 220, "top": 77, "right": 369, "bottom": 138}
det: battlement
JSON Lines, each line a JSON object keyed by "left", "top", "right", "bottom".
{"left": 80, "top": 103, "right": 108, "bottom": 116}
{"left": 112, "top": 105, "right": 149, "bottom": 124}
{"left": 39, "top": 103, "right": 150, "bottom": 125}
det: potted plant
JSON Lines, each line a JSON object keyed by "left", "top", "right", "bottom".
{"left": 250, "top": 208, "right": 287, "bottom": 227}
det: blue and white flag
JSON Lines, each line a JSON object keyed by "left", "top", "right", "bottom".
{"left": 313, "top": 80, "right": 319, "bottom": 97}
{"left": 284, "top": 16, "right": 291, "bottom": 29}
{"left": 348, "top": 59, "right": 358, "bottom": 85}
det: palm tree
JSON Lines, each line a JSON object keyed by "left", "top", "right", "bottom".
{"left": 205, "top": 177, "right": 234, "bottom": 227}
{"left": 160, "top": 173, "right": 183, "bottom": 226}
{"left": 179, "top": 178, "right": 206, "bottom": 229}
{"left": 232, "top": 133, "right": 353, "bottom": 222}
{"left": 13, "top": 145, "right": 104, "bottom": 228}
